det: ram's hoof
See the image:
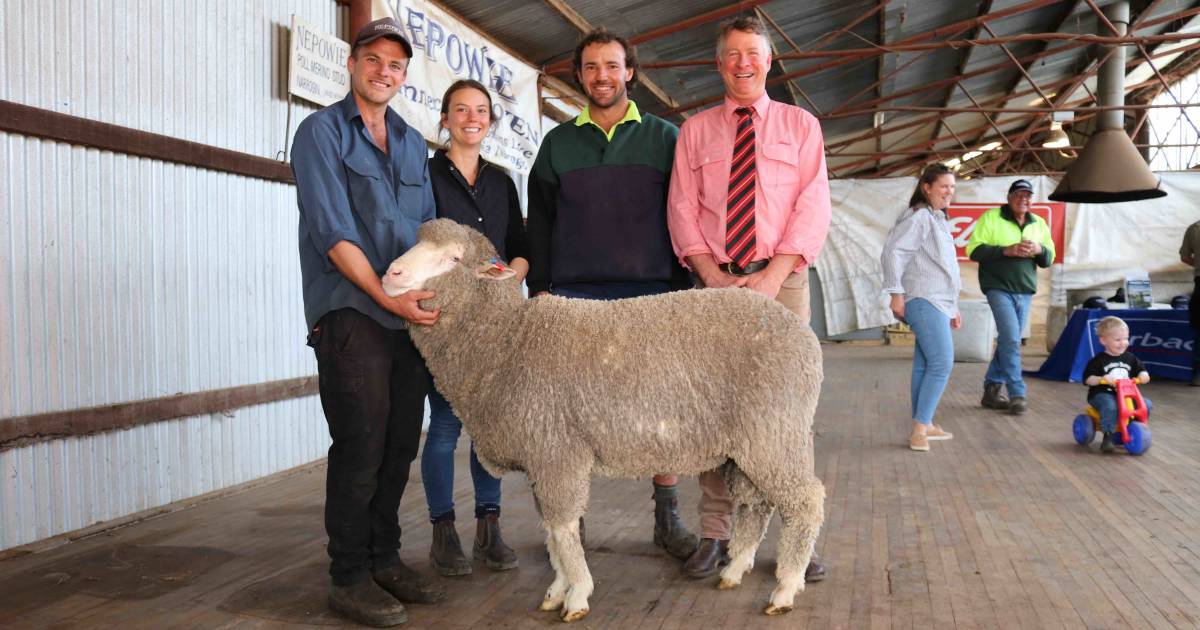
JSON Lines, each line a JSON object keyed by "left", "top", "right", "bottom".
{"left": 539, "top": 599, "right": 562, "bottom": 612}
{"left": 763, "top": 603, "right": 793, "bottom": 616}
{"left": 561, "top": 607, "right": 589, "bottom": 622}
{"left": 717, "top": 578, "right": 740, "bottom": 590}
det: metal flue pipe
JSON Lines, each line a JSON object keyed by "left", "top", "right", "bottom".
{"left": 1049, "top": 0, "right": 1166, "bottom": 203}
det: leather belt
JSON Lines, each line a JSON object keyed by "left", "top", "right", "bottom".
{"left": 718, "top": 259, "right": 769, "bottom": 276}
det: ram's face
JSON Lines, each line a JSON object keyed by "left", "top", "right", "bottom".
{"left": 382, "top": 240, "right": 466, "bottom": 297}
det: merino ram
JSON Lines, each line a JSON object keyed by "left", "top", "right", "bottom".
{"left": 382, "top": 219, "right": 825, "bottom": 621}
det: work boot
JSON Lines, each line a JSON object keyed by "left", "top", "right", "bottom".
{"left": 1008, "top": 396, "right": 1028, "bottom": 415}
{"left": 683, "top": 538, "right": 729, "bottom": 579}
{"left": 652, "top": 484, "right": 699, "bottom": 560}
{"left": 373, "top": 561, "right": 445, "bottom": 605}
{"left": 329, "top": 577, "right": 408, "bottom": 627}
{"left": 1101, "top": 432, "right": 1115, "bottom": 453}
{"left": 806, "top": 554, "right": 828, "bottom": 583}
{"left": 429, "top": 517, "right": 472, "bottom": 577}
{"left": 474, "top": 514, "right": 519, "bottom": 571}
{"left": 981, "top": 382, "right": 1009, "bottom": 409}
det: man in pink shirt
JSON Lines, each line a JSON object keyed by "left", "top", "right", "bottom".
{"left": 667, "top": 15, "right": 831, "bottom": 582}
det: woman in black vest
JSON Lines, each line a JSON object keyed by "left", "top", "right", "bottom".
{"left": 421, "top": 80, "right": 529, "bottom": 576}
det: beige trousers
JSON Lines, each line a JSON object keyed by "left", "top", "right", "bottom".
{"left": 696, "top": 270, "right": 810, "bottom": 539}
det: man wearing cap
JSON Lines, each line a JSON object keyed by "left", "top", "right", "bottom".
{"left": 291, "top": 17, "right": 443, "bottom": 627}
{"left": 666, "top": 16, "right": 830, "bottom": 582}
{"left": 966, "top": 179, "right": 1056, "bottom": 414}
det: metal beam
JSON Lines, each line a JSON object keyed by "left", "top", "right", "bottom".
{"left": 0, "top": 99, "right": 293, "bottom": 183}
{"left": 1084, "top": 0, "right": 1200, "bottom": 138}
{"left": 827, "top": 31, "right": 1200, "bottom": 153}
{"left": 930, "top": 1, "right": 994, "bottom": 150}
{"left": 539, "top": 0, "right": 687, "bottom": 117}
{"left": 664, "top": 31, "right": 1098, "bottom": 116}
{"left": 1, "top": 377, "right": 317, "bottom": 451}
{"left": 640, "top": 31, "right": 1200, "bottom": 69}
{"left": 872, "top": 0, "right": 904, "bottom": 166}
{"left": 349, "top": 0, "right": 370, "bottom": 41}
{"left": 543, "top": 0, "right": 772, "bottom": 74}
{"left": 825, "top": 69, "right": 1110, "bottom": 153}
{"left": 827, "top": 101, "right": 1200, "bottom": 117}
{"left": 541, "top": 74, "right": 588, "bottom": 111}
{"left": 972, "top": 0, "right": 1082, "bottom": 149}
{"left": 757, "top": 7, "right": 820, "bottom": 112}
{"left": 829, "top": 142, "right": 1200, "bottom": 157}
{"left": 648, "top": 0, "right": 1069, "bottom": 71}
{"left": 992, "top": 0, "right": 1167, "bottom": 171}
{"left": 958, "top": 80, "right": 1052, "bottom": 173}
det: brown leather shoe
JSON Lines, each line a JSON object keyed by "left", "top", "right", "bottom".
{"left": 372, "top": 562, "right": 445, "bottom": 605}
{"left": 329, "top": 578, "right": 408, "bottom": 627}
{"left": 805, "top": 554, "right": 827, "bottom": 583}
{"left": 683, "top": 537, "right": 729, "bottom": 579}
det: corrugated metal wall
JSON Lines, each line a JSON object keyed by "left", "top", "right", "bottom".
{"left": 0, "top": 0, "right": 349, "bottom": 551}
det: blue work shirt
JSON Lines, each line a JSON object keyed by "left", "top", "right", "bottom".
{"left": 291, "top": 92, "right": 435, "bottom": 331}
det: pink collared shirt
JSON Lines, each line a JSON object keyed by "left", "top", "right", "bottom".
{"left": 667, "top": 92, "right": 831, "bottom": 270}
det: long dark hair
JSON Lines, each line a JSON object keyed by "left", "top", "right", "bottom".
{"left": 908, "top": 163, "right": 954, "bottom": 209}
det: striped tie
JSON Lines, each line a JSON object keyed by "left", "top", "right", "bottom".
{"left": 726, "top": 107, "right": 757, "bottom": 269}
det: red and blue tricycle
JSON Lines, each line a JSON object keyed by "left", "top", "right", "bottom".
{"left": 1072, "top": 377, "right": 1151, "bottom": 455}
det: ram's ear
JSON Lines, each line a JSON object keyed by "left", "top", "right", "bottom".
{"left": 475, "top": 257, "right": 517, "bottom": 281}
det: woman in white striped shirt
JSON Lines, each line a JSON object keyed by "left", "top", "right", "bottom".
{"left": 881, "top": 163, "right": 963, "bottom": 452}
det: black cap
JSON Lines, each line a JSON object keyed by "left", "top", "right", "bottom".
{"left": 1008, "top": 179, "right": 1034, "bottom": 195}
{"left": 352, "top": 17, "right": 414, "bottom": 58}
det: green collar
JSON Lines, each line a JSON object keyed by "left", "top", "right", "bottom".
{"left": 575, "top": 100, "right": 642, "bottom": 141}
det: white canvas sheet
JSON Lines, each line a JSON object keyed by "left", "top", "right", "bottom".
{"left": 818, "top": 173, "right": 1199, "bottom": 336}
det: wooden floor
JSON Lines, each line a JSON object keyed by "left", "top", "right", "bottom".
{"left": 2, "top": 343, "right": 1199, "bottom": 629}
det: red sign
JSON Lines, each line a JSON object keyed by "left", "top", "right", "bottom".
{"left": 945, "top": 203, "right": 1065, "bottom": 263}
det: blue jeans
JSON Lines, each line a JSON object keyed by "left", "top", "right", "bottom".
{"left": 984, "top": 289, "right": 1032, "bottom": 398}
{"left": 420, "top": 388, "right": 500, "bottom": 521}
{"left": 905, "top": 299, "right": 955, "bottom": 425}
{"left": 1088, "top": 392, "right": 1153, "bottom": 433}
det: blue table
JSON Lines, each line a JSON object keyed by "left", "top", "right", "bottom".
{"left": 1031, "top": 308, "right": 1195, "bottom": 382}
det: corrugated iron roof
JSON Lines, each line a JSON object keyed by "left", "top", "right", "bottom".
{"left": 441, "top": 0, "right": 1200, "bottom": 176}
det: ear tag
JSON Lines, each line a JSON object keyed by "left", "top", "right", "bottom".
{"left": 488, "top": 257, "right": 511, "bottom": 272}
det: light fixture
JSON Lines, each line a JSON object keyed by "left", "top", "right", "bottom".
{"left": 1049, "top": 0, "right": 1165, "bottom": 203}
{"left": 1042, "top": 122, "right": 1070, "bottom": 148}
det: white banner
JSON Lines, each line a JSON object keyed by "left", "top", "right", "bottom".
{"left": 288, "top": 15, "right": 351, "bottom": 107}
{"left": 373, "top": 0, "right": 542, "bottom": 174}
{"left": 816, "top": 173, "right": 1199, "bottom": 336}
